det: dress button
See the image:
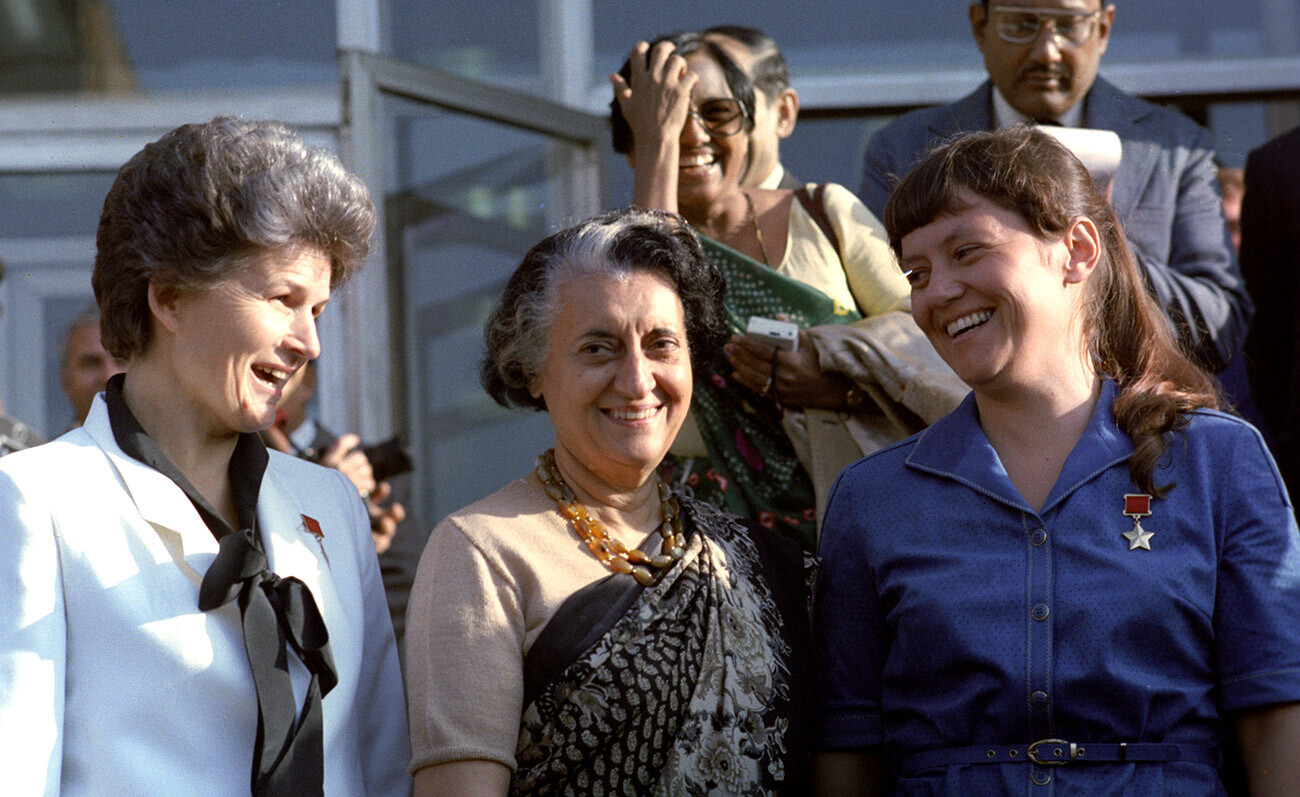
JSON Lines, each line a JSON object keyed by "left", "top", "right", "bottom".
{"left": 1031, "top": 690, "right": 1049, "bottom": 708}
{"left": 1032, "top": 769, "right": 1052, "bottom": 786}
{"left": 1031, "top": 603, "right": 1050, "bottom": 621}
{"left": 1031, "top": 528, "right": 1048, "bottom": 546}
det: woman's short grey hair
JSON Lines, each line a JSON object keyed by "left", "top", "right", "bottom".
{"left": 93, "top": 116, "right": 376, "bottom": 360}
{"left": 482, "top": 208, "right": 729, "bottom": 412}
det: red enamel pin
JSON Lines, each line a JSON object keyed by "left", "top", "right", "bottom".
{"left": 302, "top": 514, "right": 330, "bottom": 564}
{"left": 1121, "top": 494, "right": 1153, "bottom": 551}
{"left": 302, "top": 514, "right": 323, "bottom": 539}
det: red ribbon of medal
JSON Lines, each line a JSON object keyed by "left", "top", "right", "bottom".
{"left": 1121, "top": 494, "right": 1153, "bottom": 550}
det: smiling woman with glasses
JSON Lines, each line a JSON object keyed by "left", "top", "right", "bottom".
{"left": 686, "top": 97, "right": 748, "bottom": 137}
{"left": 607, "top": 30, "right": 949, "bottom": 553}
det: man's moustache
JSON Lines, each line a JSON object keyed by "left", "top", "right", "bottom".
{"left": 1020, "top": 67, "right": 1071, "bottom": 83}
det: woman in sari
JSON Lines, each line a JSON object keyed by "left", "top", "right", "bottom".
{"left": 609, "top": 32, "right": 955, "bottom": 550}
{"left": 405, "top": 209, "right": 812, "bottom": 796}
{"left": 814, "top": 128, "right": 1300, "bottom": 795}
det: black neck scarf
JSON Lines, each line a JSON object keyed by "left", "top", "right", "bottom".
{"left": 104, "top": 374, "right": 337, "bottom": 796}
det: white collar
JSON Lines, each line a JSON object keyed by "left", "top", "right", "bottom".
{"left": 756, "top": 162, "right": 785, "bottom": 190}
{"left": 992, "top": 85, "right": 1085, "bottom": 128}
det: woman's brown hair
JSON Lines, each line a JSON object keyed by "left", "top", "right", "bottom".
{"left": 882, "top": 126, "right": 1219, "bottom": 497}
{"left": 94, "top": 117, "right": 375, "bottom": 360}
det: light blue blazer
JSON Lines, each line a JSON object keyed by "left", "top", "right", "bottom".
{"left": 0, "top": 395, "right": 411, "bottom": 796}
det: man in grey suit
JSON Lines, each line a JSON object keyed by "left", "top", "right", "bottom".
{"left": 860, "top": 0, "right": 1250, "bottom": 373}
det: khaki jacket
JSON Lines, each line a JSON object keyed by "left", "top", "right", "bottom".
{"left": 782, "top": 310, "right": 969, "bottom": 535}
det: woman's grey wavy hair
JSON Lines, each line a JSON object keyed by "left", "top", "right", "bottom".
{"left": 93, "top": 116, "right": 376, "bottom": 359}
{"left": 482, "top": 208, "right": 729, "bottom": 412}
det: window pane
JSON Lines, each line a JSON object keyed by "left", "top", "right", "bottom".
{"left": 388, "top": 0, "right": 541, "bottom": 89}
{"left": 594, "top": 4, "right": 974, "bottom": 79}
{"left": 0, "top": 0, "right": 337, "bottom": 96}
{"left": 593, "top": 1, "right": 1296, "bottom": 81}
{"left": 0, "top": 172, "right": 115, "bottom": 237}
{"left": 0, "top": 172, "right": 114, "bottom": 434}
{"left": 381, "top": 94, "right": 591, "bottom": 526}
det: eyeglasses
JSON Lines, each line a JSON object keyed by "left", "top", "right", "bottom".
{"left": 992, "top": 6, "right": 1104, "bottom": 46}
{"left": 687, "top": 98, "right": 747, "bottom": 138}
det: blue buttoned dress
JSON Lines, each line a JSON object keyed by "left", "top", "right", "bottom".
{"left": 814, "top": 380, "right": 1300, "bottom": 794}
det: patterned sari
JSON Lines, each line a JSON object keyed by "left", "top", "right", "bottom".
{"left": 511, "top": 497, "right": 812, "bottom": 796}
{"left": 665, "top": 236, "right": 860, "bottom": 552}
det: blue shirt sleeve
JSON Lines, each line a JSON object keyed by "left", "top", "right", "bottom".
{"left": 1213, "top": 421, "right": 1300, "bottom": 711}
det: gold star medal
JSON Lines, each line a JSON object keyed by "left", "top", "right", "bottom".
{"left": 1121, "top": 494, "right": 1153, "bottom": 550}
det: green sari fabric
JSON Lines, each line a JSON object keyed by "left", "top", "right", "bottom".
{"left": 668, "top": 236, "right": 860, "bottom": 551}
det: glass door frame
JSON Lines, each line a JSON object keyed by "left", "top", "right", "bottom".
{"left": 0, "top": 87, "right": 340, "bottom": 435}
{"left": 336, "top": 41, "right": 607, "bottom": 525}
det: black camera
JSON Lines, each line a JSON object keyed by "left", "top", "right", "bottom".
{"left": 361, "top": 437, "right": 414, "bottom": 484}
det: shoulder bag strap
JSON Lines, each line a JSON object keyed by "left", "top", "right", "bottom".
{"left": 792, "top": 183, "right": 841, "bottom": 260}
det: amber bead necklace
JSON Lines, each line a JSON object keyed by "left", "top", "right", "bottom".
{"left": 535, "top": 449, "right": 686, "bottom": 586}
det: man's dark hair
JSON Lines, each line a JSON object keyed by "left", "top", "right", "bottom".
{"left": 703, "top": 25, "right": 790, "bottom": 98}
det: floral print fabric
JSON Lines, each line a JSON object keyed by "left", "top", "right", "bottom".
{"left": 511, "top": 498, "right": 808, "bottom": 796}
{"left": 677, "top": 236, "right": 861, "bottom": 552}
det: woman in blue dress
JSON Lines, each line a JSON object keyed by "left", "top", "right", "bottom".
{"left": 813, "top": 127, "right": 1300, "bottom": 795}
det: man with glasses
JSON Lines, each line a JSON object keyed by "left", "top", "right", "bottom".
{"left": 703, "top": 25, "right": 802, "bottom": 190}
{"left": 858, "top": 0, "right": 1250, "bottom": 374}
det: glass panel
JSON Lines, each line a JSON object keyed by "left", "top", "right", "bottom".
{"left": 0, "top": 0, "right": 338, "bottom": 96}
{"left": 1, "top": 238, "right": 98, "bottom": 438}
{"left": 0, "top": 172, "right": 116, "bottom": 237}
{"left": 39, "top": 292, "right": 97, "bottom": 434}
{"left": 771, "top": 115, "right": 891, "bottom": 196}
{"left": 388, "top": 0, "right": 541, "bottom": 89}
{"left": 593, "top": 1, "right": 1294, "bottom": 79}
{"left": 1180, "top": 99, "right": 1272, "bottom": 167}
{"left": 594, "top": 4, "right": 975, "bottom": 80}
{"left": 766, "top": 103, "right": 1274, "bottom": 202}
{"left": 382, "top": 94, "right": 587, "bottom": 527}
{"left": 0, "top": 171, "right": 114, "bottom": 435}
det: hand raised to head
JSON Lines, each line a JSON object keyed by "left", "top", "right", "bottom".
{"left": 610, "top": 40, "right": 698, "bottom": 152}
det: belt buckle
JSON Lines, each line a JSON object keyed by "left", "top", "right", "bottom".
{"left": 1027, "top": 739, "right": 1077, "bottom": 766}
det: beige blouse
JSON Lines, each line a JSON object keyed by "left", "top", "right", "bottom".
{"left": 781, "top": 181, "right": 909, "bottom": 316}
{"left": 404, "top": 474, "right": 658, "bottom": 774}
{"left": 672, "top": 182, "right": 910, "bottom": 457}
